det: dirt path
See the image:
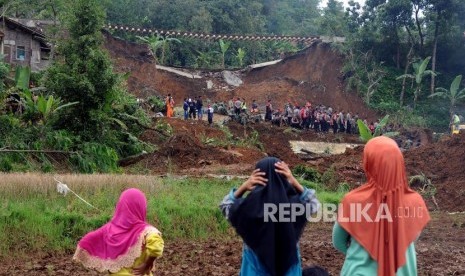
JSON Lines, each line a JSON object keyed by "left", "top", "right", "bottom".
{"left": 2, "top": 213, "right": 464, "bottom": 276}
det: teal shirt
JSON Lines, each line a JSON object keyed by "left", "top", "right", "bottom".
{"left": 332, "top": 222, "right": 418, "bottom": 276}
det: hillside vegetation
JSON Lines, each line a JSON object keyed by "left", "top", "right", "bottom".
{"left": 0, "top": 0, "right": 464, "bottom": 173}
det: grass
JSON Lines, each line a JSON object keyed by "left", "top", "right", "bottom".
{"left": 0, "top": 173, "right": 346, "bottom": 257}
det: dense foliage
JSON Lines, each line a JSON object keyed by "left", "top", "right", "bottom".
{"left": 0, "top": 0, "right": 150, "bottom": 173}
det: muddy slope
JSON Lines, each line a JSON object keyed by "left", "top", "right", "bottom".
{"left": 104, "top": 33, "right": 377, "bottom": 121}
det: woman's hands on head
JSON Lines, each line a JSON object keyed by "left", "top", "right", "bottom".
{"left": 234, "top": 169, "right": 268, "bottom": 198}
{"left": 275, "top": 161, "right": 304, "bottom": 194}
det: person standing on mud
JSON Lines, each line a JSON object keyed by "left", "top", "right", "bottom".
{"left": 207, "top": 104, "right": 214, "bottom": 125}
{"left": 345, "top": 112, "right": 352, "bottom": 134}
{"left": 183, "top": 98, "right": 189, "bottom": 120}
{"left": 234, "top": 97, "right": 242, "bottom": 116}
{"left": 286, "top": 104, "right": 293, "bottom": 125}
{"left": 188, "top": 98, "right": 196, "bottom": 119}
{"left": 165, "top": 94, "right": 174, "bottom": 118}
{"left": 228, "top": 97, "right": 234, "bottom": 112}
{"left": 196, "top": 95, "right": 203, "bottom": 121}
{"left": 265, "top": 99, "right": 273, "bottom": 121}
{"left": 338, "top": 111, "right": 345, "bottom": 133}
{"left": 331, "top": 112, "right": 338, "bottom": 133}
{"left": 220, "top": 157, "right": 319, "bottom": 276}
{"left": 74, "top": 189, "right": 164, "bottom": 276}
{"left": 332, "top": 137, "right": 430, "bottom": 276}
{"left": 251, "top": 99, "right": 259, "bottom": 113}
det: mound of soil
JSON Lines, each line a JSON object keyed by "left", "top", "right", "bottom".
{"left": 135, "top": 118, "right": 265, "bottom": 175}
{"left": 405, "top": 132, "right": 465, "bottom": 212}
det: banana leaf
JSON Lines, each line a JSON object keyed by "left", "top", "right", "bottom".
{"left": 15, "top": 66, "right": 31, "bottom": 90}
{"left": 357, "top": 119, "right": 373, "bottom": 142}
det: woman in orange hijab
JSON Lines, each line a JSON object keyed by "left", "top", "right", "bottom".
{"left": 332, "top": 136, "right": 430, "bottom": 276}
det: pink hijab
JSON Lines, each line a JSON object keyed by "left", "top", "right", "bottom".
{"left": 74, "top": 188, "right": 158, "bottom": 273}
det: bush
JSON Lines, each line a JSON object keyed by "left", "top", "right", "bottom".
{"left": 321, "top": 166, "right": 340, "bottom": 191}
{"left": 71, "top": 143, "right": 119, "bottom": 173}
{"left": 292, "top": 165, "right": 321, "bottom": 182}
{"left": 148, "top": 96, "right": 166, "bottom": 113}
{"left": 0, "top": 155, "right": 13, "bottom": 172}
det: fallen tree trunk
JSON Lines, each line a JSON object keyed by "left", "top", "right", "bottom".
{"left": 300, "top": 149, "right": 318, "bottom": 155}
{"left": 118, "top": 152, "right": 151, "bottom": 166}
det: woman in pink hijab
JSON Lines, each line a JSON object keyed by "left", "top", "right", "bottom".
{"left": 73, "top": 188, "right": 164, "bottom": 276}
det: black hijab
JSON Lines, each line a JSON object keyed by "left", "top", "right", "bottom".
{"left": 229, "top": 157, "right": 308, "bottom": 276}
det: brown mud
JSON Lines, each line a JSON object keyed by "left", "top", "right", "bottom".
{"left": 2, "top": 214, "right": 464, "bottom": 275}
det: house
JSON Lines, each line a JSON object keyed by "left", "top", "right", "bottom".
{"left": 0, "top": 16, "right": 51, "bottom": 72}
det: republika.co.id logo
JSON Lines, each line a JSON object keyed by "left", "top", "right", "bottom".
{"left": 263, "top": 203, "right": 425, "bottom": 223}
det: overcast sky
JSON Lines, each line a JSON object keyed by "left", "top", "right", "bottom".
{"left": 319, "top": 0, "right": 366, "bottom": 8}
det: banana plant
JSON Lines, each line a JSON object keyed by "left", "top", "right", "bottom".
{"left": 357, "top": 115, "right": 399, "bottom": 143}
{"left": 22, "top": 89, "right": 78, "bottom": 125}
{"left": 137, "top": 35, "right": 181, "bottom": 65}
{"left": 136, "top": 34, "right": 163, "bottom": 63}
{"left": 195, "top": 50, "right": 218, "bottom": 69}
{"left": 236, "top": 48, "right": 246, "bottom": 67}
{"left": 15, "top": 66, "right": 31, "bottom": 90}
{"left": 428, "top": 75, "right": 465, "bottom": 116}
{"left": 219, "top": 39, "right": 231, "bottom": 69}
{"left": 396, "top": 56, "right": 436, "bottom": 109}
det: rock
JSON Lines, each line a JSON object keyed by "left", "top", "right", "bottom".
{"left": 206, "top": 80, "right": 213, "bottom": 89}
{"left": 222, "top": 71, "right": 243, "bottom": 87}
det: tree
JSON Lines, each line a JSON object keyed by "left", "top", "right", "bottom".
{"left": 188, "top": 6, "right": 213, "bottom": 33}
{"left": 378, "top": 0, "right": 412, "bottom": 69}
{"left": 344, "top": 49, "right": 385, "bottom": 105}
{"left": 45, "top": 0, "right": 118, "bottom": 139}
{"left": 396, "top": 56, "right": 436, "bottom": 109}
{"left": 429, "top": 75, "right": 465, "bottom": 115}
{"left": 318, "top": 0, "right": 347, "bottom": 37}
{"left": 425, "top": 0, "right": 461, "bottom": 95}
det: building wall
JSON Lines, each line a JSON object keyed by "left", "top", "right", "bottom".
{"left": 1, "top": 24, "right": 49, "bottom": 71}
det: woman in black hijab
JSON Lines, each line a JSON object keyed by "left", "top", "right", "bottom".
{"left": 220, "top": 157, "right": 320, "bottom": 276}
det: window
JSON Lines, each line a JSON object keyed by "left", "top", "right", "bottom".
{"left": 16, "top": 46, "right": 26, "bottom": 61}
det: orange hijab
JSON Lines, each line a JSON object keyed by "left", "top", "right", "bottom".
{"left": 338, "top": 136, "right": 430, "bottom": 276}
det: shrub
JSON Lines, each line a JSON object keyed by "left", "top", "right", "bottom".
{"left": 321, "top": 166, "right": 340, "bottom": 191}
{"left": 292, "top": 165, "right": 321, "bottom": 182}
{"left": 71, "top": 143, "right": 119, "bottom": 173}
{"left": 147, "top": 96, "right": 166, "bottom": 113}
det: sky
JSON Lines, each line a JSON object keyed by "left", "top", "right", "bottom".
{"left": 319, "top": 0, "right": 366, "bottom": 8}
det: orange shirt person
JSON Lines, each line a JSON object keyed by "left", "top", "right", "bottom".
{"left": 166, "top": 94, "right": 174, "bottom": 118}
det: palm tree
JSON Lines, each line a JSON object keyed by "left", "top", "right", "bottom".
{"left": 219, "top": 39, "right": 231, "bottom": 69}
{"left": 396, "top": 56, "right": 436, "bottom": 109}
{"left": 429, "top": 75, "right": 465, "bottom": 115}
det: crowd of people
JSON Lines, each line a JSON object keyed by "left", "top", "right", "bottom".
{"left": 180, "top": 96, "right": 214, "bottom": 124}
{"left": 73, "top": 137, "right": 430, "bottom": 276}
{"left": 166, "top": 95, "right": 382, "bottom": 135}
